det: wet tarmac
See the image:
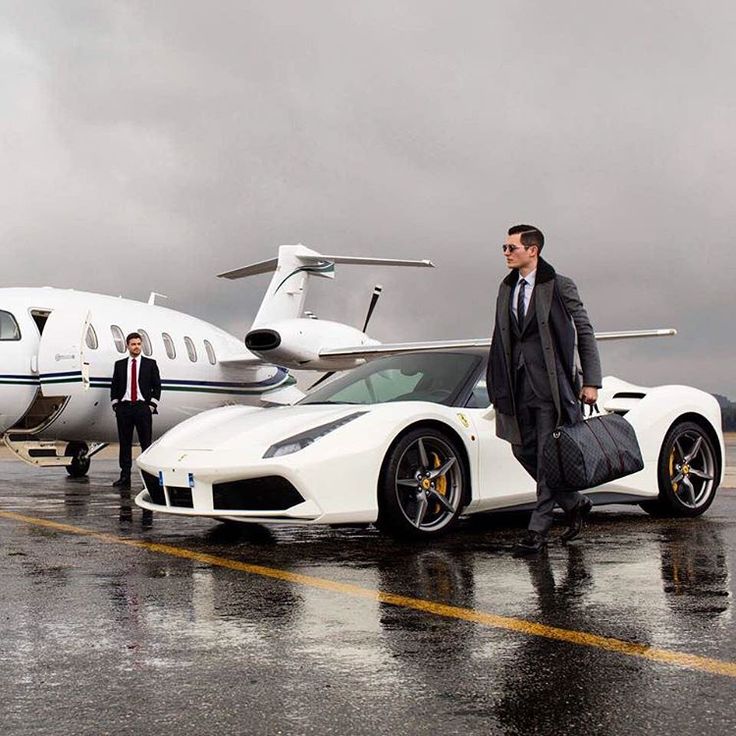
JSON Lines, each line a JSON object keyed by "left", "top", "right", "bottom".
{"left": 1, "top": 455, "right": 735, "bottom": 736}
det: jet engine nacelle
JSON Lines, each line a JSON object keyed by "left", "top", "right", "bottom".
{"left": 245, "top": 318, "right": 378, "bottom": 371}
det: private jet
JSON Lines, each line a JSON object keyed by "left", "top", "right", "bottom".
{"left": 0, "top": 245, "right": 432, "bottom": 476}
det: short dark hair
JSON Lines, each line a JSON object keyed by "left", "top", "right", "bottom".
{"left": 126, "top": 332, "right": 142, "bottom": 344}
{"left": 508, "top": 224, "right": 544, "bottom": 253}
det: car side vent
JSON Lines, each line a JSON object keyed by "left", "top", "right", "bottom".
{"left": 604, "top": 392, "right": 647, "bottom": 417}
{"left": 213, "top": 476, "right": 305, "bottom": 511}
{"left": 141, "top": 471, "right": 165, "bottom": 505}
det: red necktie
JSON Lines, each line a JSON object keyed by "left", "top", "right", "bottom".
{"left": 131, "top": 358, "right": 138, "bottom": 402}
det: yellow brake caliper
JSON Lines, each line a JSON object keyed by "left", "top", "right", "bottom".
{"left": 431, "top": 452, "right": 447, "bottom": 495}
{"left": 430, "top": 452, "right": 447, "bottom": 513}
{"left": 669, "top": 448, "right": 679, "bottom": 491}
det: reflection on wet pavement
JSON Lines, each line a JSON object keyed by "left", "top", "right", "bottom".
{"left": 0, "top": 458, "right": 734, "bottom": 735}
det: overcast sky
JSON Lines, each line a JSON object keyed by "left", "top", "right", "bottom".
{"left": 2, "top": 1, "right": 735, "bottom": 396}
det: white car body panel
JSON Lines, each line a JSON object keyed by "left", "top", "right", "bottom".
{"left": 136, "top": 368, "right": 725, "bottom": 525}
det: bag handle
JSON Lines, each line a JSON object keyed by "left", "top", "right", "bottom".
{"left": 581, "top": 401, "right": 600, "bottom": 418}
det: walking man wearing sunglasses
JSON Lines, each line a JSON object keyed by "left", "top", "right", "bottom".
{"left": 487, "top": 225, "right": 602, "bottom": 556}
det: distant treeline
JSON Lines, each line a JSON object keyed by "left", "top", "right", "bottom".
{"left": 713, "top": 394, "right": 736, "bottom": 432}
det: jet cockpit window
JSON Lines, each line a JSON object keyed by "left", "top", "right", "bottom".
{"left": 85, "top": 324, "right": 99, "bottom": 350}
{"left": 0, "top": 310, "right": 21, "bottom": 340}
{"left": 162, "top": 332, "right": 176, "bottom": 359}
{"left": 204, "top": 339, "right": 216, "bottom": 365}
{"left": 110, "top": 325, "right": 126, "bottom": 353}
{"left": 184, "top": 336, "right": 197, "bottom": 362}
{"left": 138, "top": 329, "right": 153, "bottom": 356}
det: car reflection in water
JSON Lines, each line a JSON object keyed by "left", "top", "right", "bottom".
{"left": 660, "top": 523, "right": 730, "bottom": 619}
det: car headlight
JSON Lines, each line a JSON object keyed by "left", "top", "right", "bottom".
{"left": 263, "top": 411, "right": 368, "bottom": 458}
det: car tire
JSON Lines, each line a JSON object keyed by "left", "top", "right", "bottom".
{"left": 640, "top": 420, "right": 719, "bottom": 518}
{"left": 376, "top": 427, "right": 466, "bottom": 539}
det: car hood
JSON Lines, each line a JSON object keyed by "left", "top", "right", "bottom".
{"left": 152, "top": 403, "right": 368, "bottom": 452}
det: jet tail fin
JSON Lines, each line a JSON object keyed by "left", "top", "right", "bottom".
{"left": 217, "top": 244, "right": 433, "bottom": 328}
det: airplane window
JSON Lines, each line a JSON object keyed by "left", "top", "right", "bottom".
{"left": 0, "top": 311, "right": 21, "bottom": 340}
{"left": 138, "top": 329, "right": 153, "bottom": 356}
{"left": 204, "top": 339, "right": 216, "bottom": 365}
{"left": 162, "top": 332, "right": 176, "bottom": 360}
{"left": 184, "top": 336, "right": 197, "bottom": 362}
{"left": 85, "top": 324, "right": 99, "bottom": 350}
{"left": 110, "top": 325, "right": 126, "bottom": 353}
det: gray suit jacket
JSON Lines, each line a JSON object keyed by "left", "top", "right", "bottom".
{"left": 490, "top": 258, "right": 602, "bottom": 444}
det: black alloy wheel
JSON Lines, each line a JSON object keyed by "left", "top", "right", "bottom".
{"left": 377, "top": 427, "right": 466, "bottom": 539}
{"left": 640, "top": 420, "right": 719, "bottom": 517}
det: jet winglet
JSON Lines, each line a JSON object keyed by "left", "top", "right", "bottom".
{"left": 595, "top": 329, "right": 677, "bottom": 340}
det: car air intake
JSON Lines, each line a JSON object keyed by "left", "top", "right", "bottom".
{"left": 141, "top": 471, "right": 165, "bottom": 505}
{"left": 167, "top": 486, "right": 193, "bottom": 508}
{"left": 212, "top": 476, "right": 304, "bottom": 511}
{"left": 244, "top": 329, "right": 281, "bottom": 351}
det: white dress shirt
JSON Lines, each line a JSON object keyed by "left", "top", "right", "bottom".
{"left": 511, "top": 268, "right": 536, "bottom": 322}
{"left": 122, "top": 356, "right": 155, "bottom": 404}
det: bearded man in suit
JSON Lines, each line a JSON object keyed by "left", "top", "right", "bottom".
{"left": 110, "top": 332, "right": 161, "bottom": 489}
{"left": 487, "top": 225, "right": 602, "bottom": 556}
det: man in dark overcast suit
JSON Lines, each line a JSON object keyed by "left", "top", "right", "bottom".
{"left": 487, "top": 225, "right": 602, "bottom": 556}
{"left": 110, "top": 332, "right": 161, "bottom": 489}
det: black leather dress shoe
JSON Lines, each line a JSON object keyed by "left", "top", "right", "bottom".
{"left": 512, "top": 530, "right": 548, "bottom": 557}
{"left": 112, "top": 476, "right": 131, "bottom": 489}
{"left": 561, "top": 496, "right": 593, "bottom": 544}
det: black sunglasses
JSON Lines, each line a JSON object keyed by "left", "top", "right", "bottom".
{"left": 501, "top": 244, "right": 532, "bottom": 253}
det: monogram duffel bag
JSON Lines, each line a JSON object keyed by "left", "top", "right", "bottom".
{"left": 543, "top": 407, "right": 644, "bottom": 491}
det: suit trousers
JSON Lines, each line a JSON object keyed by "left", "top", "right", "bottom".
{"left": 512, "top": 369, "right": 585, "bottom": 534}
{"left": 115, "top": 401, "right": 153, "bottom": 476}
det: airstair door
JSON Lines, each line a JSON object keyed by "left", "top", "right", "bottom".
{"left": 37, "top": 307, "right": 93, "bottom": 397}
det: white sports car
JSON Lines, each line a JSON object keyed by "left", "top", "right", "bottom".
{"left": 135, "top": 350, "right": 724, "bottom": 538}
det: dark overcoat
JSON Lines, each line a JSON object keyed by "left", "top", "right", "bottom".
{"left": 487, "top": 257, "right": 602, "bottom": 444}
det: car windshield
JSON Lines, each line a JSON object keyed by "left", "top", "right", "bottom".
{"left": 300, "top": 352, "right": 482, "bottom": 406}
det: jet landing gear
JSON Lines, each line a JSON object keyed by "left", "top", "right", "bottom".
{"left": 1, "top": 435, "right": 109, "bottom": 476}
{"left": 65, "top": 442, "right": 91, "bottom": 478}
{"left": 63, "top": 441, "right": 109, "bottom": 478}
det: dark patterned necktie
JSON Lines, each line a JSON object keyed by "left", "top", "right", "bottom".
{"left": 517, "top": 278, "right": 527, "bottom": 326}
{"left": 131, "top": 358, "right": 138, "bottom": 402}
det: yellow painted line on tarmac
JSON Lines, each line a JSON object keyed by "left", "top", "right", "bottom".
{"left": 3, "top": 508, "right": 736, "bottom": 679}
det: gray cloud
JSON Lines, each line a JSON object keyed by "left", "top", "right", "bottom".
{"left": 1, "top": 1, "right": 735, "bottom": 395}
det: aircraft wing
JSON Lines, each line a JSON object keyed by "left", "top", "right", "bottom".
{"left": 318, "top": 329, "right": 677, "bottom": 362}
{"left": 218, "top": 353, "right": 267, "bottom": 366}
